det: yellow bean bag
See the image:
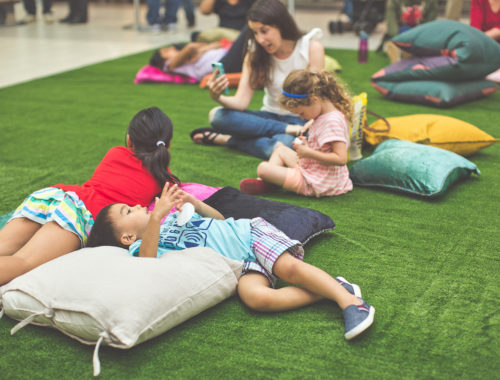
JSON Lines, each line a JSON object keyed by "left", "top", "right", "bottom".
{"left": 364, "top": 114, "right": 498, "bottom": 157}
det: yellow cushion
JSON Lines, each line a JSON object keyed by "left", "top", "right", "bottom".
{"left": 364, "top": 114, "right": 498, "bottom": 156}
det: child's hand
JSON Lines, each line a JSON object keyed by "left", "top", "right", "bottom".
{"left": 293, "top": 138, "right": 313, "bottom": 159}
{"left": 300, "top": 119, "right": 314, "bottom": 135}
{"left": 151, "top": 183, "right": 183, "bottom": 221}
{"left": 174, "top": 191, "right": 198, "bottom": 212}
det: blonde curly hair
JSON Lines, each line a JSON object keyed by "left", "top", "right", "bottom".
{"left": 280, "top": 70, "right": 353, "bottom": 123}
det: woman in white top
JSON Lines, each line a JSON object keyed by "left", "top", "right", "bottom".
{"left": 190, "top": 0, "right": 325, "bottom": 159}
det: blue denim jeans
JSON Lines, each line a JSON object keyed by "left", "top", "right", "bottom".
{"left": 211, "top": 108, "right": 305, "bottom": 159}
{"left": 146, "top": 0, "right": 161, "bottom": 25}
{"left": 164, "top": 0, "right": 195, "bottom": 25}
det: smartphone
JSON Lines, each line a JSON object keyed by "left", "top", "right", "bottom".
{"left": 211, "top": 62, "right": 229, "bottom": 94}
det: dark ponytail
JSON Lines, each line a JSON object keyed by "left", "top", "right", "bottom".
{"left": 126, "top": 107, "right": 180, "bottom": 188}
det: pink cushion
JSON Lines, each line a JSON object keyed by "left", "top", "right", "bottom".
{"left": 148, "top": 182, "right": 221, "bottom": 215}
{"left": 134, "top": 65, "right": 198, "bottom": 84}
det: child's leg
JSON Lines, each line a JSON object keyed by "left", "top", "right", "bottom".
{"left": 0, "top": 218, "right": 41, "bottom": 256}
{"left": 0, "top": 221, "right": 81, "bottom": 285}
{"left": 237, "top": 271, "right": 323, "bottom": 312}
{"left": 273, "top": 252, "right": 361, "bottom": 310}
{"left": 257, "top": 144, "right": 298, "bottom": 186}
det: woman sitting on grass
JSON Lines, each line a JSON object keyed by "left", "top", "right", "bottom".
{"left": 87, "top": 183, "right": 375, "bottom": 341}
{"left": 190, "top": 0, "right": 325, "bottom": 159}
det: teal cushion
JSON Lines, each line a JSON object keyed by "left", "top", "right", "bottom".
{"left": 392, "top": 20, "right": 500, "bottom": 80}
{"left": 349, "top": 139, "right": 480, "bottom": 197}
{"left": 371, "top": 79, "right": 499, "bottom": 108}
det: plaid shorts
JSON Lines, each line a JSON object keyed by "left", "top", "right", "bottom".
{"left": 243, "top": 217, "right": 304, "bottom": 287}
{"left": 10, "top": 187, "right": 94, "bottom": 246}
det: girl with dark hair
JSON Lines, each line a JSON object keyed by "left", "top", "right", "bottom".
{"left": 0, "top": 107, "right": 179, "bottom": 286}
{"left": 190, "top": 0, "right": 325, "bottom": 159}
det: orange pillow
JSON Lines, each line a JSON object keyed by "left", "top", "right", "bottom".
{"left": 364, "top": 114, "right": 498, "bottom": 157}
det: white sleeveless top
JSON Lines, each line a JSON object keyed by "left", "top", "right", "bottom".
{"left": 260, "top": 28, "right": 323, "bottom": 115}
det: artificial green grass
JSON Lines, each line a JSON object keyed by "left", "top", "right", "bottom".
{"left": 0, "top": 48, "right": 499, "bottom": 379}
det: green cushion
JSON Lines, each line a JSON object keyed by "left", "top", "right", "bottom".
{"left": 392, "top": 20, "right": 500, "bottom": 80}
{"left": 349, "top": 139, "right": 480, "bottom": 198}
{"left": 371, "top": 79, "right": 499, "bottom": 108}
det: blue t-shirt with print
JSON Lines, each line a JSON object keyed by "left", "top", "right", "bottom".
{"left": 129, "top": 212, "right": 255, "bottom": 262}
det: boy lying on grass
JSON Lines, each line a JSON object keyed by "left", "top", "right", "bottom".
{"left": 87, "top": 183, "right": 375, "bottom": 340}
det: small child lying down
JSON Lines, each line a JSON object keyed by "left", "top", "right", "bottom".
{"left": 87, "top": 183, "right": 375, "bottom": 340}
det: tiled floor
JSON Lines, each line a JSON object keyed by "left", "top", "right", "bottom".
{"left": 0, "top": 2, "right": 386, "bottom": 89}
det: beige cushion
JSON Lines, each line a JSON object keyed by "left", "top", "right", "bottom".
{"left": 0, "top": 246, "right": 242, "bottom": 375}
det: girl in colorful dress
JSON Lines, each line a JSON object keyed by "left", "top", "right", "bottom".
{"left": 0, "top": 107, "right": 179, "bottom": 285}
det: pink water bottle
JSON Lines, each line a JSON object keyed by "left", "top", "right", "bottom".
{"left": 358, "top": 31, "right": 368, "bottom": 63}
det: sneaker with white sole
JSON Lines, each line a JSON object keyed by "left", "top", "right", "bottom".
{"left": 335, "top": 276, "right": 362, "bottom": 298}
{"left": 343, "top": 298, "right": 375, "bottom": 340}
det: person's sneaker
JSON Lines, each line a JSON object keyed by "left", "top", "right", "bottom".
{"left": 43, "top": 12, "right": 55, "bottom": 23}
{"left": 240, "top": 178, "right": 278, "bottom": 195}
{"left": 22, "top": 14, "right": 36, "bottom": 24}
{"left": 343, "top": 298, "right": 375, "bottom": 340}
{"left": 335, "top": 276, "right": 362, "bottom": 297}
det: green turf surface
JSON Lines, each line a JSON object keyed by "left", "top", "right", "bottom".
{"left": 0, "top": 48, "right": 499, "bottom": 379}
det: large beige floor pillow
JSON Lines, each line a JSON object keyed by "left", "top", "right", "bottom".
{"left": 0, "top": 246, "right": 243, "bottom": 376}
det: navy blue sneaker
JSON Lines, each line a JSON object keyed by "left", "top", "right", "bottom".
{"left": 343, "top": 298, "right": 375, "bottom": 340}
{"left": 336, "top": 276, "right": 362, "bottom": 298}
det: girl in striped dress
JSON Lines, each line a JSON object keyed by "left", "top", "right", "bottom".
{"left": 240, "top": 69, "right": 353, "bottom": 197}
{"left": 0, "top": 107, "right": 179, "bottom": 286}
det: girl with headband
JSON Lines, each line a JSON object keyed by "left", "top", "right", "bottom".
{"left": 240, "top": 69, "right": 354, "bottom": 197}
{"left": 0, "top": 107, "right": 179, "bottom": 285}
{"left": 190, "top": 0, "right": 325, "bottom": 159}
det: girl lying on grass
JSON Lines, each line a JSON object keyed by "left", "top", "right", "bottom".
{"left": 87, "top": 183, "right": 375, "bottom": 341}
{"left": 240, "top": 69, "right": 353, "bottom": 197}
{"left": 0, "top": 107, "right": 179, "bottom": 286}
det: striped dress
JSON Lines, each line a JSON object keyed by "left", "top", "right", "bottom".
{"left": 298, "top": 110, "right": 353, "bottom": 197}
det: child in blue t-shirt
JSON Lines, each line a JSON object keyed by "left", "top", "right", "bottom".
{"left": 88, "top": 183, "right": 375, "bottom": 340}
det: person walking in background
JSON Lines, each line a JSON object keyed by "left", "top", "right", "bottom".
{"left": 59, "top": 0, "right": 88, "bottom": 24}
{"left": 164, "top": 0, "right": 196, "bottom": 30}
{"left": 21, "top": 0, "right": 54, "bottom": 23}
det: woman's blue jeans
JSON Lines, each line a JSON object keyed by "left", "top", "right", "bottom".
{"left": 211, "top": 108, "right": 305, "bottom": 159}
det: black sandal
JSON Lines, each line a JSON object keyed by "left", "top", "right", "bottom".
{"left": 190, "top": 127, "right": 220, "bottom": 146}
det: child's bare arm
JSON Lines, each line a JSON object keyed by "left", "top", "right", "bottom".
{"left": 295, "top": 141, "right": 348, "bottom": 166}
{"left": 139, "top": 184, "right": 183, "bottom": 258}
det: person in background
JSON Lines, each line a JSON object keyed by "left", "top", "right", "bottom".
{"left": 444, "top": 0, "right": 464, "bottom": 21}
{"left": 192, "top": 0, "right": 256, "bottom": 42}
{"left": 382, "top": 0, "right": 438, "bottom": 63}
{"left": 59, "top": 0, "right": 88, "bottom": 24}
{"left": 164, "top": 0, "right": 196, "bottom": 30}
{"left": 470, "top": 0, "right": 500, "bottom": 42}
{"left": 21, "top": 0, "right": 54, "bottom": 23}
